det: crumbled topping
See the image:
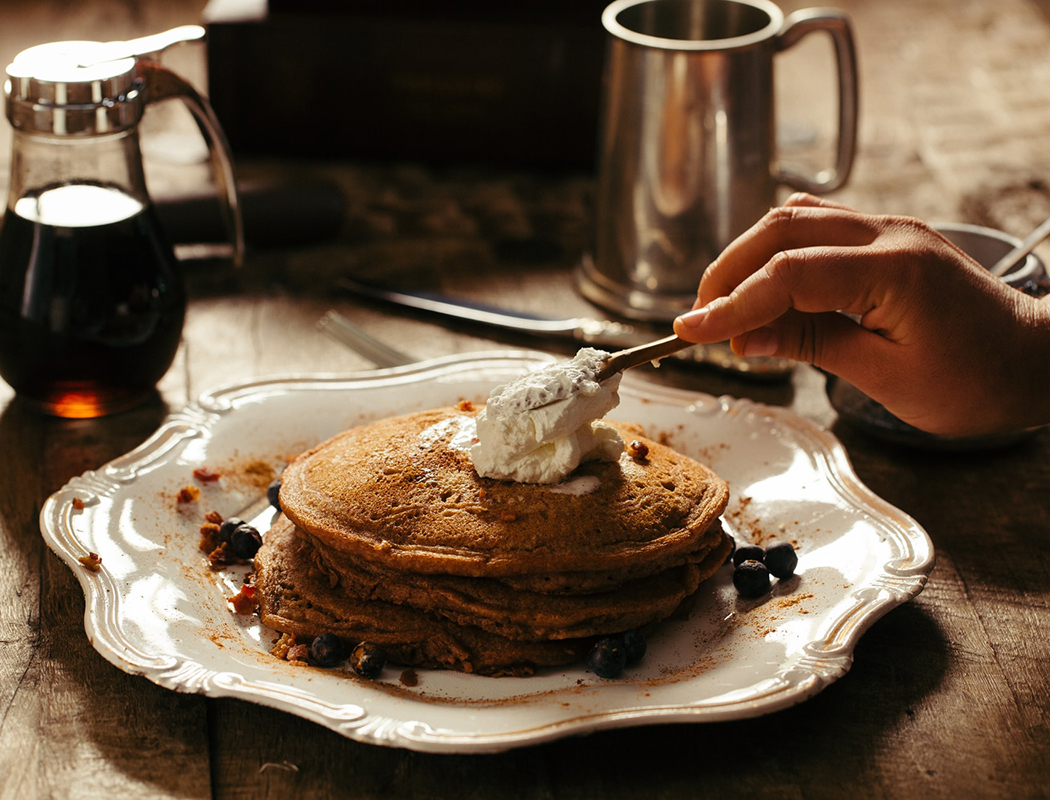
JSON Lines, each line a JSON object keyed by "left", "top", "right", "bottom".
{"left": 271, "top": 633, "right": 296, "bottom": 659}
{"left": 207, "top": 541, "right": 235, "bottom": 570}
{"left": 230, "top": 583, "right": 258, "bottom": 614}
{"left": 199, "top": 522, "right": 222, "bottom": 554}
{"left": 78, "top": 551, "right": 102, "bottom": 572}
{"left": 193, "top": 466, "right": 222, "bottom": 483}
{"left": 626, "top": 440, "right": 650, "bottom": 460}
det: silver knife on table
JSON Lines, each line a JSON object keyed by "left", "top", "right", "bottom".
{"left": 337, "top": 277, "right": 793, "bottom": 379}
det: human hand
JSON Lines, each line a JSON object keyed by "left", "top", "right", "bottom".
{"left": 672, "top": 193, "right": 1050, "bottom": 436}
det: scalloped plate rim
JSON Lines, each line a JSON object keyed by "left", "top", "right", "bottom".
{"left": 39, "top": 349, "right": 934, "bottom": 753}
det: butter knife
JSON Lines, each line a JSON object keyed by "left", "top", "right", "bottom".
{"left": 338, "top": 277, "right": 793, "bottom": 379}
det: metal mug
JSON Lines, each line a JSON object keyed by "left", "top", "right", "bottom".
{"left": 579, "top": 0, "right": 858, "bottom": 321}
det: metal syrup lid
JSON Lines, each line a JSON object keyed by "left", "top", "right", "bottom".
{"left": 4, "top": 25, "right": 204, "bottom": 136}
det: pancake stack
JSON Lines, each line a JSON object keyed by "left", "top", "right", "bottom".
{"left": 254, "top": 406, "right": 731, "bottom": 676}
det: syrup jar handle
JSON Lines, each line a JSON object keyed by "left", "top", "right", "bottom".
{"left": 138, "top": 60, "right": 245, "bottom": 266}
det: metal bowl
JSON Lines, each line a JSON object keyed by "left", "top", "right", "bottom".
{"left": 933, "top": 221, "right": 1046, "bottom": 290}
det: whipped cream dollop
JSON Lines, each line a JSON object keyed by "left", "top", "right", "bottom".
{"left": 471, "top": 348, "right": 623, "bottom": 484}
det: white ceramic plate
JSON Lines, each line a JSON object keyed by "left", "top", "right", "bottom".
{"left": 40, "top": 351, "right": 934, "bottom": 753}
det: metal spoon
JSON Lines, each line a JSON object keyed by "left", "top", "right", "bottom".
{"left": 518, "top": 334, "right": 692, "bottom": 411}
{"left": 595, "top": 334, "right": 693, "bottom": 382}
{"left": 990, "top": 214, "right": 1050, "bottom": 277}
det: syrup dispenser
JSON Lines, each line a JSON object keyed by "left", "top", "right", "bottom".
{"left": 0, "top": 25, "right": 243, "bottom": 417}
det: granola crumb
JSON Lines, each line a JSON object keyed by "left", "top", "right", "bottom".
{"left": 207, "top": 541, "right": 235, "bottom": 570}
{"left": 199, "top": 522, "right": 222, "bottom": 554}
{"left": 229, "top": 584, "right": 258, "bottom": 614}
{"left": 286, "top": 644, "right": 310, "bottom": 664}
{"left": 205, "top": 510, "right": 224, "bottom": 524}
{"left": 193, "top": 466, "right": 222, "bottom": 483}
{"left": 177, "top": 485, "right": 201, "bottom": 504}
{"left": 457, "top": 399, "right": 475, "bottom": 412}
{"left": 626, "top": 440, "right": 650, "bottom": 460}
{"left": 71, "top": 497, "right": 86, "bottom": 510}
{"left": 78, "top": 552, "right": 102, "bottom": 572}
{"left": 272, "top": 633, "right": 296, "bottom": 659}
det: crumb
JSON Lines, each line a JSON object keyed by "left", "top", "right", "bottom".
{"left": 399, "top": 668, "right": 419, "bottom": 687}
{"left": 205, "top": 510, "right": 224, "bottom": 524}
{"left": 78, "top": 551, "right": 102, "bottom": 572}
{"left": 177, "top": 485, "right": 200, "bottom": 504}
{"left": 626, "top": 440, "right": 649, "bottom": 460}
{"left": 457, "top": 399, "right": 475, "bottom": 412}
{"left": 776, "top": 592, "right": 813, "bottom": 610}
{"left": 71, "top": 497, "right": 86, "bottom": 510}
{"left": 229, "top": 584, "right": 258, "bottom": 614}
{"left": 199, "top": 522, "right": 222, "bottom": 554}
{"left": 287, "top": 644, "right": 310, "bottom": 664}
{"left": 193, "top": 466, "right": 222, "bottom": 483}
{"left": 272, "top": 633, "right": 296, "bottom": 659}
{"left": 244, "top": 460, "right": 275, "bottom": 488}
{"left": 207, "top": 541, "right": 235, "bottom": 570}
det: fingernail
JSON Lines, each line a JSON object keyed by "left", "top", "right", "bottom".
{"left": 675, "top": 306, "right": 708, "bottom": 330}
{"left": 741, "top": 328, "right": 778, "bottom": 357}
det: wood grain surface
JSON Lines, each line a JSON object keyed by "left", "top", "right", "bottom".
{"left": 0, "top": 0, "right": 1048, "bottom": 798}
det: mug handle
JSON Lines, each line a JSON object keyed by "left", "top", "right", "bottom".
{"left": 138, "top": 61, "right": 246, "bottom": 266}
{"left": 774, "top": 9, "right": 859, "bottom": 194}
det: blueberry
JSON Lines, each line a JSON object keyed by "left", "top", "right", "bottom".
{"left": 267, "top": 478, "right": 282, "bottom": 510}
{"left": 350, "top": 642, "right": 386, "bottom": 679}
{"left": 733, "top": 559, "right": 771, "bottom": 598}
{"left": 218, "top": 516, "right": 243, "bottom": 542}
{"left": 732, "top": 543, "right": 765, "bottom": 568}
{"left": 310, "top": 633, "right": 346, "bottom": 667}
{"left": 765, "top": 540, "right": 798, "bottom": 579}
{"left": 587, "top": 637, "right": 627, "bottom": 678}
{"left": 621, "top": 630, "right": 647, "bottom": 665}
{"left": 230, "top": 523, "right": 263, "bottom": 559}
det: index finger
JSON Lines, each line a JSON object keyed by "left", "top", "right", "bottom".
{"left": 697, "top": 205, "right": 882, "bottom": 306}
{"left": 679, "top": 243, "right": 896, "bottom": 345}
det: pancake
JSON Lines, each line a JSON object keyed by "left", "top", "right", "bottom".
{"left": 295, "top": 516, "right": 730, "bottom": 640}
{"left": 278, "top": 408, "right": 729, "bottom": 578}
{"left": 259, "top": 405, "right": 733, "bottom": 676}
{"left": 255, "top": 521, "right": 596, "bottom": 676}
{"left": 490, "top": 526, "right": 725, "bottom": 595}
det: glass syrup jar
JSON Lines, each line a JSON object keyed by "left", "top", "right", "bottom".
{"left": 0, "top": 26, "right": 242, "bottom": 418}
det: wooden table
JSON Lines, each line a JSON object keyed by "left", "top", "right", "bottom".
{"left": 2, "top": 0, "right": 1049, "bottom": 797}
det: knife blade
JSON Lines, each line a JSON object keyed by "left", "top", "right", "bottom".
{"left": 337, "top": 277, "right": 793, "bottom": 379}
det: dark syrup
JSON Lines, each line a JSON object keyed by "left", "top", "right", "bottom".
{"left": 0, "top": 184, "right": 185, "bottom": 417}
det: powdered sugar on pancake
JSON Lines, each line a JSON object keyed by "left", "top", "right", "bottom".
{"left": 418, "top": 415, "right": 477, "bottom": 452}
